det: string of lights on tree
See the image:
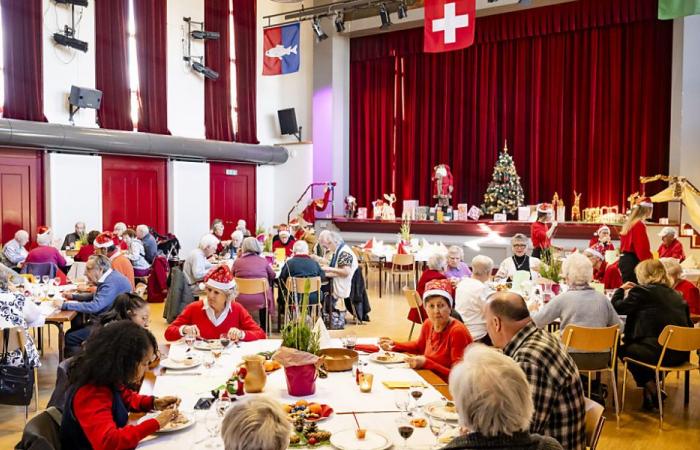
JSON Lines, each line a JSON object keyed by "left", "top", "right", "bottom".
{"left": 481, "top": 141, "right": 525, "bottom": 215}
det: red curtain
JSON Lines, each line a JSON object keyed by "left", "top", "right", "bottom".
{"left": 134, "top": 0, "right": 170, "bottom": 135}
{"left": 204, "top": 0, "right": 234, "bottom": 141}
{"left": 0, "top": 0, "right": 46, "bottom": 121}
{"left": 232, "top": 0, "right": 258, "bottom": 144}
{"left": 349, "top": 0, "right": 672, "bottom": 215}
{"left": 95, "top": 0, "right": 132, "bottom": 131}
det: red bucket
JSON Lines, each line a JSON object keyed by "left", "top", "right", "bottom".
{"left": 284, "top": 364, "right": 318, "bottom": 397}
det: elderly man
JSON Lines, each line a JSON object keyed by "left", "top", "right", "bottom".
{"left": 584, "top": 247, "right": 623, "bottom": 289}
{"left": 183, "top": 234, "right": 218, "bottom": 294}
{"left": 661, "top": 258, "right": 700, "bottom": 315}
{"left": 61, "top": 221, "right": 86, "bottom": 250}
{"left": 445, "top": 245, "right": 472, "bottom": 279}
{"left": 2, "top": 230, "right": 30, "bottom": 267}
{"left": 657, "top": 227, "right": 685, "bottom": 261}
{"left": 137, "top": 224, "right": 158, "bottom": 264}
{"left": 455, "top": 255, "right": 495, "bottom": 344}
{"left": 495, "top": 234, "right": 541, "bottom": 283}
{"left": 94, "top": 232, "right": 135, "bottom": 289}
{"left": 279, "top": 240, "right": 324, "bottom": 306}
{"left": 485, "top": 292, "right": 586, "bottom": 449}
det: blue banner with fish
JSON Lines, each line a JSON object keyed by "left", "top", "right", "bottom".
{"left": 263, "top": 23, "right": 300, "bottom": 75}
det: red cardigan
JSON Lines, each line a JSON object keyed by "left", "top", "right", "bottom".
{"left": 620, "top": 221, "right": 652, "bottom": 261}
{"left": 393, "top": 319, "right": 472, "bottom": 381}
{"left": 530, "top": 221, "right": 551, "bottom": 249}
{"left": 593, "top": 261, "right": 623, "bottom": 290}
{"left": 658, "top": 239, "right": 685, "bottom": 262}
{"left": 73, "top": 385, "right": 159, "bottom": 450}
{"left": 675, "top": 279, "right": 700, "bottom": 315}
{"left": 165, "top": 300, "right": 266, "bottom": 341}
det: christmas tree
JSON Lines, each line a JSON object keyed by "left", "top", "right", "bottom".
{"left": 481, "top": 141, "right": 525, "bottom": 215}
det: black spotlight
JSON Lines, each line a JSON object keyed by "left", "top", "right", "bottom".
{"left": 397, "top": 1, "right": 408, "bottom": 19}
{"left": 312, "top": 16, "right": 328, "bottom": 42}
{"left": 379, "top": 4, "right": 392, "bottom": 29}
{"left": 192, "top": 61, "right": 219, "bottom": 80}
{"left": 54, "top": 0, "right": 88, "bottom": 6}
{"left": 53, "top": 32, "right": 88, "bottom": 52}
{"left": 334, "top": 11, "right": 346, "bottom": 33}
{"left": 190, "top": 30, "right": 220, "bottom": 40}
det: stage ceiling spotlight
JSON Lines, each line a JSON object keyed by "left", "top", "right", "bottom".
{"left": 54, "top": 0, "right": 88, "bottom": 6}
{"left": 53, "top": 32, "right": 88, "bottom": 52}
{"left": 334, "top": 11, "right": 346, "bottom": 33}
{"left": 312, "top": 16, "right": 328, "bottom": 42}
{"left": 192, "top": 61, "right": 220, "bottom": 80}
{"left": 190, "top": 30, "right": 220, "bottom": 40}
{"left": 397, "top": 1, "right": 408, "bottom": 19}
{"left": 379, "top": 3, "right": 392, "bottom": 29}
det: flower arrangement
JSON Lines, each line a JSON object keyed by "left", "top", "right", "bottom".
{"left": 280, "top": 280, "right": 320, "bottom": 354}
{"left": 539, "top": 248, "right": 562, "bottom": 283}
{"left": 399, "top": 215, "right": 411, "bottom": 243}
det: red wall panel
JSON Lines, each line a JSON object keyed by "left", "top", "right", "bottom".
{"left": 0, "top": 149, "right": 44, "bottom": 244}
{"left": 102, "top": 156, "right": 167, "bottom": 233}
{"left": 210, "top": 163, "right": 256, "bottom": 237}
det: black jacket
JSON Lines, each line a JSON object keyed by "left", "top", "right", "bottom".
{"left": 441, "top": 431, "right": 563, "bottom": 450}
{"left": 612, "top": 284, "right": 692, "bottom": 344}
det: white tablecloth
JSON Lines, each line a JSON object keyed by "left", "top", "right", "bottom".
{"left": 137, "top": 339, "right": 448, "bottom": 449}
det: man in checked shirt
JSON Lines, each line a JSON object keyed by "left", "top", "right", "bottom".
{"left": 485, "top": 292, "right": 586, "bottom": 450}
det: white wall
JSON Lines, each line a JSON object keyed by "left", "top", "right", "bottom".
{"left": 45, "top": 153, "right": 102, "bottom": 238}
{"left": 168, "top": 161, "right": 210, "bottom": 256}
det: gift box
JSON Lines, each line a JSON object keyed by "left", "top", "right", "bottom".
{"left": 493, "top": 213, "right": 507, "bottom": 222}
{"left": 556, "top": 206, "right": 566, "bottom": 222}
{"left": 402, "top": 200, "right": 419, "bottom": 220}
{"left": 457, "top": 204, "right": 469, "bottom": 221}
{"left": 518, "top": 206, "right": 532, "bottom": 222}
{"left": 357, "top": 207, "right": 367, "bottom": 219}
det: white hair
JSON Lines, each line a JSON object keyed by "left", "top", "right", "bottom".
{"left": 427, "top": 252, "right": 447, "bottom": 271}
{"left": 562, "top": 252, "right": 593, "bottom": 286}
{"left": 136, "top": 224, "right": 149, "bottom": 235}
{"left": 292, "top": 240, "right": 309, "bottom": 255}
{"left": 221, "top": 396, "right": 291, "bottom": 450}
{"left": 199, "top": 234, "right": 219, "bottom": 251}
{"left": 660, "top": 257, "right": 682, "bottom": 280}
{"left": 37, "top": 233, "right": 52, "bottom": 246}
{"left": 318, "top": 229, "right": 343, "bottom": 246}
{"left": 113, "top": 222, "right": 127, "bottom": 233}
{"left": 511, "top": 233, "right": 528, "bottom": 245}
{"left": 660, "top": 227, "right": 677, "bottom": 239}
{"left": 241, "top": 236, "right": 262, "bottom": 255}
{"left": 448, "top": 245, "right": 464, "bottom": 260}
{"left": 230, "top": 230, "right": 244, "bottom": 245}
{"left": 449, "top": 344, "right": 533, "bottom": 437}
{"left": 471, "top": 255, "right": 494, "bottom": 277}
{"left": 14, "top": 230, "right": 29, "bottom": 244}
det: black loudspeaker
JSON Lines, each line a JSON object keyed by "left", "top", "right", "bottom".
{"left": 69, "top": 86, "right": 102, "bottom": 109}
{"left": 278, "top": 108, "right": 298, "bottom": 135}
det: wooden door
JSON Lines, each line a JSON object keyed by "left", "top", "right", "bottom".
{"left": 102, "top": 156, "right": 168, "bottom": 233}
{"left": 0, "top": 149, "right": 44, "bottom": 244}
{"left": 210, "top": 163, "right": 256, "bottom": 237}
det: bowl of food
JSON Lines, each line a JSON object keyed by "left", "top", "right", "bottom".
{"left": 318, "top": 348, "right": 358, "bottom": 372}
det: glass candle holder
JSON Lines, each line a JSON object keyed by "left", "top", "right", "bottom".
{"left": 359, "top": 372, "right": 374, "bottom": 393}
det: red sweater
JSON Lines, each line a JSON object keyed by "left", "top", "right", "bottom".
{"left": 620, "top": 221, "right": 652, "bottom": 261}
{"left": 658, "top": 239, "right": 685, "bottom": 262}
{"left": 530, "top": 221, "right": 551, "bottom": 249}
{"left": 675, "top": 279, "right": 700, "bottom": 315}
{"left": 272, "top": 238, "right": 295, "bottom": 257}
{"left": 393, "top": 319, "right": 472, "bottom": 381}
{"left": 588, "top": 238, "right": 615, "bottom": 254}
{"left": 593, "top": 261, "right": 623, "bottom": 290}
{"left": 165, "top": 300, "right": 266, "bottom": 341}
{"left": 72, "top": 385, "right": 159, "bottom": 450}
{"left": 73, "top": 244, "right": 95, "bottom": 262}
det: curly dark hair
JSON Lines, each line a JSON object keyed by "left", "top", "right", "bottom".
{"left": 100, "top": 293, "right": 147, "bottom": 325}
{"left": 86, "top": 230, "right": 101, "bottom": 245}
{"left": 68, "top": 320, "right": 157, "bottom": 389}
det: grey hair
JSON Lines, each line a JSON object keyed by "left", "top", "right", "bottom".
{"left": 221, "top": 396, "right": 291, "bottom": 450}
{"left": 471, "top": 255, "right": 494, "bottom": 277}
{"left": 199, "top": 234, "right": 219, "bottom": 251}
{"left": 88, "top": 254, "right": 112, "bottom": 273}
{"left": 659, "top": 227, "right": 677, "bottom": 239}
{"left": 660, "top": 257, "right": 682, "bottom": 280}
{"left": 318, "top": 229, "right": 343, "bottom": 246}
{"left": 241, "top": 236, "right": 262, "bottom": 255}
{"left": 448, "top": 245, "right": 464, "bottom": 260}
{"left": 14, "top": 229, "right": 29, "bottom": 244}
{"left": 562, "top": 252, "right": 593, "bottom": 286}
{"left": 37, "top": 233, "right": 52, "bottom": 246}
{"left": 427, "top": 252, "right": 447, "bottom": 271}
{"left": 136, "top": 224, "right": 149, "bottom": 235}
{"left": 511, "top": 233, "right": 528, "bottom": 245}
{"left": 230, "top": 230, "right": 244, "bottom": 244}
{"left": 449, "top": 344, "right": 534, "bottom": 436}
{"left": 113, "top": 222, "right": 127, "bottom": 233}
{"left": 292, "top": 240, "right": 309, "bottom": 254}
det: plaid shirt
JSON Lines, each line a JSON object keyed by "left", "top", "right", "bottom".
{"left": 504, "top": 322, "right": 586, "bottom": 450}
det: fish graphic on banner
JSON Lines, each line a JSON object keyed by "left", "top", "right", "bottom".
{"left": 263, "top": 23, "right": 300, "bottom": 75}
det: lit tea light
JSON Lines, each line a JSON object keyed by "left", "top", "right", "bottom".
{"left": 359, "top": 373, "right": 373, "bottom": 393}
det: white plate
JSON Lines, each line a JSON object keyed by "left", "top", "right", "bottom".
{"left": 329, "top": 429, "right": 392, "bottom": 450}
{"left": 139, "top": 411, "right": 195, "bottom": 433}
{"left": 193, "top": 340, "right": 221, "bottom": 351}
{"left": 160, "top": 357, "right": 201, "bottom": 370}
{"left": 368, "top": 352, "right": 405, "bottom": 364}
{"left": 423, "top": 401, "right": 459, "bottom": 422}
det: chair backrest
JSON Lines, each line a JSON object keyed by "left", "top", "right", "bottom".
{"left": 403, "top": 289, "right": 422, "bottom": 309}
{"left": 658, "top": 325, "right": 700, "bottom": 352}
{"left": 584, "top": 397, "right": 605, "bottom": 450}
{"left": 0, "top": 327, "right": 25, "bottom": 353}
{"left": 561, "top": 325, "right": 619, "bottom": 354}
{"left": 392, "top": 253, "right": 415, "bottom": 267}
{"left": 286, "top": 276, "right": 322, "bottom": 293}
{"left": 234, "top": 277, "right": 269, "bottom": 295}
{"left": 21, "top": 262, "right": 58, "bottom": 278}
{"left": 16, "top": 406, "right": 62, "bottom": 450}
{"left": 67, "top": 262, "right": 87, "bottom": 282}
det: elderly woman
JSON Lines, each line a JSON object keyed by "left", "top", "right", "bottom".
{"left": 588, "top": 225, "right": 615, "bottom": 254}
{"left": 61, "top": 322, "right": 181, "bottom": 450}
{"left": 210, "top": 218, "right": 227, "bottom": 254}
{"left": 183, "top": 234, "right": 218, "bottom": 294}
{"left": 2, "top": 229, "right": 30, "bottom": 267}
{"left": 0, "top": 273, "right": 40, "bottom": 369}
{"left": 495, "top": 234, "right": 541, "bottom": 282}
{"left": 380, "top": 279, "right": 472, "bottom": 380}
{"left": 73, "top": 230, "right": 100, "bottom": 263}
{"left": 221, "top": 396, "right": 291, "bottom": 450}
{"left": 584, "top": 247, "right": 622, "bottom": 290}
{"left": 445, "top": 245, "right": 472, "bottom": 279}
{"left": 165, "top": 265, "right": 265, "bottom": 342}
{"left": 123, "top": 228, "right": 150, "bottom": 273}
{"left": 657, "top": 227, "right": 685, "bottom": 262}
{"left": 455, "top": 255, "right": 495, "bottom": 344}
{"left": 24, "top": 230, "right": 67, "bottom": 268}
{"left": 660, "top": 258, "right": 700, "bottom": 315}
{"left": 443, "top": 344, "right": 563, "bottom": 450}
{"left": 316, "top": 230, "right": 357, "bottom": 302}
{"left": 226, "top": 230, "right": 244, "bottom": 260}
{"left": 272, "top": 225, "right": 296, "bottom": 257}
{"left": 231, "top": 237, "right": 275, "bottom": 331}
{"left": 235, "top": 219, "right": 251, "bottom": 237}
{"left": 112, "top": 222, "right": 129, "bottom": 250}
{"left": 612, "top": 259, "right": 693, "bottom": 410}
{"left": 409, "top": 252, "right": 448, "bottom": 325}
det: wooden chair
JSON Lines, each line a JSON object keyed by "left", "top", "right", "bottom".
{"left": 621, "top": 325, "right": 700, "bottom": 429}
{"left": 403, "top": 288, "right": 424, "bottom": 340}
{"left": 234, "top": 277, "right": 272, "bottom": 336}
{"left": 584, "top": 397, "right": 605, "bottom": 450}
{"left": 284, "top": 276, "right": 323, "bottom": 326}
{"left": 0, "top": 327, "right": 39, "bottom": 419}
{"left": 362, "top": 250, "right": 383, "bottom": 294}
{"left": 390, "top": 253, "right": 416, "bottom": 292}
{"left": 561, "top": 324, "right": 620, "bottom": 427}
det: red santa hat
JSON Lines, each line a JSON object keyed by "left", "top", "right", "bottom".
{"left": 94, "top": 232, "right": 116, "bottom": 249}
{"left": 636, "top": 196, "right": 653, "bottom": 208}
{"left": 594, "top": 225, "right": 610, "bottom": 236}
{"left": 423, "top": 279, "right": 455, "bottom": 308}
{"left": 536, "top": 203, "right": 554, "bottom": 214}
{"left": 289, "top": 218, "right": 300, "bottom": 228}
{"left": 584, "top": 247, "right": 604, "bottom": 261}
{"left": 204, "top": 265, "right": 236, "bottom": 291}
{"left": 37, "top": 225, "right": 51, "bottom": 236}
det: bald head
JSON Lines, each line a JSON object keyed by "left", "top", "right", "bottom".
{"left": 485, "top": 291, "right": 531, "bottom": 348}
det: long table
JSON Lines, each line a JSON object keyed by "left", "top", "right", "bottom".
{"left": 136, "top": 339, "right": 454, "bottom": 449}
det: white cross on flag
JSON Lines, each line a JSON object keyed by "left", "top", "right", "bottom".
{"left": 424, "top": 0, "right": 476, "bottom": 53}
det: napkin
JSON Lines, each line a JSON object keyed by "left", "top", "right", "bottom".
{"left": 354, "top": 344, "right": 380, "bottom": 353}
{"left": 314, "top": 318, "right": 332, "bottom": 349}
{"left": 511, "top": 271, "right": 530, "bottom": 294}
{"left": 382, "top": 381, "right": 427, "bottom": 389}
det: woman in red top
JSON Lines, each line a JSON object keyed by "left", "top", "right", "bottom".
{"left": 657, "top": 227, "right": 686, "bottom": 262}
{"left": 73, "top": 230, "right": 100, "bottom": 262}
{"left": 165, "top": 264, "right": 266, "bottom": 342}
{"left": 588, "top": 225, "right": 615, "bottom": 254}
{"left": 272, "top": 226, "right": 296, "bottom": 257}
{"left": 619, "top": 198, "right": 653, "bottom": 283}
{"left": 584, "top": 248, "right": 623, "bottom": 289}
{"left": 530, "top": 204, "right": 557, "bottom": 259}
{"left": 380, "top": 279, "right": 472, "bottom": 381}
{"left": 61, "top": 321, "right": 180, "bottom": 450}
{"left": 661, "top": 258, "right": 700, "bottom": 315}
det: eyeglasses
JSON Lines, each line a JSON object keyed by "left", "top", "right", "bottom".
{"left": 512, "top": 244, "right": 527, "bottom": 248}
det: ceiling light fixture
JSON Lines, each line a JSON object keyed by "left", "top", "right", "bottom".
{"left": 334, "top": 11, "right": 346, "bottom": 33}
{"left": 312, "top": 16, "right": 328, "bottom": 42}
{"left": 379, "top": 3, "right": 392, "bottom": 29}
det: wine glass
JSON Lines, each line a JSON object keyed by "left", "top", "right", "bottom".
{"left": 184, "top": 333, "right": 196, "bottom": 350}
{"left": 409, "top": 384, "right": 426, "bottom": 411}
{"left": 344, "top": 332, "right": 357, "bottom": 350}
{"left": 394, "top": 391, "right": 409, "bottom": 414}
{"left": 210, "top": 341, "right": 223, "bottom": 366}
{"left": 41, "top": 275, "right": 50, "bottom": 285}
{"left": 219, "top": 333, "right": 230, "bottom": 349}
{"left": 216, "top": 397, "right": 231, "bottom": 417}
{"left": 428, "top": 414, "right": 447, "bottom": 449}
{"left": 203, "top": 353, "right": 215, "bottom": 370}
{"left": 204, "top": 406, "right": 223, "bottom": 448}
{"left": 395, "top": 415, "right": 414, "bottom": 449}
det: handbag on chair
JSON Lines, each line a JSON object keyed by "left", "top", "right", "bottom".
{"left": 0, "top": 329, "right": 35, "bottom": 406}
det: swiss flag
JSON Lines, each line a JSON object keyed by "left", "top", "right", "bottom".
{"left": 424, "top": 0, "right": 476, "bottom": 53}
